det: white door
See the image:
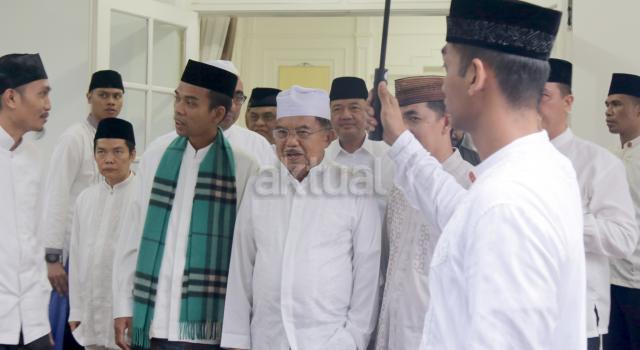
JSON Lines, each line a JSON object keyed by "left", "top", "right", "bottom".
{"left": 93, "top": 0, "right": 199, "bottom": 152}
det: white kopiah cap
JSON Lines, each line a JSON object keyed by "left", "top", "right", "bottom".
{"left": 276, "top": 85, "right": 330, "bottom": 120}
{"left": 205, "top": 59, "right": 239, "bottom": 76}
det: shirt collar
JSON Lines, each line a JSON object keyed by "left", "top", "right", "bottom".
{"left": 86, "top": 115, "right": 99, "bottom": 130}
{"left": 330, "top": 134, "right": 373, "bottom": 158}
{"left": 474, "top": 130, "right": 549, "bottom": 177}
{"left": 102, "top": 171, "right": 135, "bottom": 191}
{"left": 623, "top": 135, "right": 640, "bottom": 150}
{"left": 0, "top": 126, "right": 15, "bottom": 151}
{"left": 550, "top": 127, "right": 573, "bottom": 149}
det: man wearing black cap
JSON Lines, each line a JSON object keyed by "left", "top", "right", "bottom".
{"left": 327, "top": 76, "right": 394, "bottom": 207}
{"left": 0, "top": 53, "right": 52, "bottom": 349}
{"left": 40, "top": 69, "right": 125, "bottom": 294}
{"left": 603, "top": 72, "right": 640, "bottom": 350}
{"left": 38, "top": 69, "right": 124, "bottom": 350}
{"left": 245, "top": 87, "right": 280, "bottom": 145}
{"left": 112, "top": 59, "right": 258, "bottom": 350}
{"left": 368, "top": 0, "right": 585, "bottom": 348}
{"left": 540, "top": 59, "right": 638, "bottom": 350}
{"left": 67, "top": 118, "right": 137, "bottom": 350}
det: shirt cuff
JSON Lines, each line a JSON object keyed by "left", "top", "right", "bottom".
{"left": 220, "top": 333, "right": 251, "bottom": 350}
{"left": 113, "top": 294, "right": 134, "bottom": 319}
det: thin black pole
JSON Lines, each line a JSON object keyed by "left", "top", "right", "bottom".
{"left": 369, "top": 0, "right": 392, "bottom": 141}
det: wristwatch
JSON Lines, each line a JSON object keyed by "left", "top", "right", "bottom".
{"left": 45, "top": 253, "right": 62, "bottom": 264}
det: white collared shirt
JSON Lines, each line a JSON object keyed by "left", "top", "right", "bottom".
{"left": 224, "top": 124, "right": 277, "bottom": 168}
{"left": 551, "top": 128, "right": 638, "bottom": 337}
{"left": 388, "top": 130, "right": 585, "bottom": 349}
{"left": 69, "top": 173, "right": 137, "bottom": 348}
{"left": 39, "top": 117, "right": 100, "bottom": 258}
{"left": 221, "top": 159, "right": 382, "bottom": 350}
{"left": 325, "top": 137, "right": 394, "bottom": 214}
{"left": 375, "top": 149, "right": 473, "bottom": 350}
{"left": 0, "top": 126, "right": 51, "bottom": 345}
{"left": 611, "top": 135, "right": 640, "bottom": 289}
{"left": 112, "top": 134, "right": 258, "bottom": 344}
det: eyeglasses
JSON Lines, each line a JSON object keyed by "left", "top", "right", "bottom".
{"left": 233, "top": 92, "right": 247, "bottom": 105}
{"left": 272, "top": 127, "right": 329, "bottom": 140}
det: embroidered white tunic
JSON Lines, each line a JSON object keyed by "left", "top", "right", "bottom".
{"left": 0, "top": 126, "right": 51, "bottom": 345}
{"left": 611, "top": 135, "right": 640, "bottom": 289}
{"left": 551, "top": 128, "right": 638, "bottom": 337}
{"left": 68, "top": 173, "right": 137, "bottom": 349}
{"left": 39, "top": 117, "right": 100, "bottom": 257}
{"left": 112, "top": 134, "right": 258, "bottom": 344}
{"left": 221, "top": 159, "right": 382, "bottom": 350}
{"left": 374, "top": 149, "right": 473, "bottom": 350}
{"left": 387, "top": 130, "right": 585, "bottom": 349}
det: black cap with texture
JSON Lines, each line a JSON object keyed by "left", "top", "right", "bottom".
{"left": 248, "top": 87, "right": 281, "bottom": 108}
{"left": 180, "top": 59, "right": 237, "bottom": 98}
{"left": 446, "top": 0, "right": 562, "bottom": 60}
{"left": 608, "top": 73, "right": 640, "bottom": 98}
{"left": 89, "top": 70, "right": 124, "bottom": 92}
{"left": 330, "top": 77, "right": 368, "bottom": 101}
{"left": 95, "top": 118, "right": 136, "bottom": 145}
{"left": 0, "top": 53, "right": 48, "bottom": 94}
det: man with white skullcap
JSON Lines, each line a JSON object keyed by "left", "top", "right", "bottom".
{"left": 221, "top": 86, "right": 382, "bottom": 350}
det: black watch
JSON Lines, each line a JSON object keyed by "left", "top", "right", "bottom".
{"left": 45, "top": 253, "right": 62, "bottom": 264}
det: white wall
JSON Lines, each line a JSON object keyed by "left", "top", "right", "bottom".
{"left": 231, "top": 16, "right": 449, "bottom": 126}
{"left": 567, "top": 0, "right": 640, "bottom": 151}
{"left": 0, "top": 0, "right": 92, "bottom": 161}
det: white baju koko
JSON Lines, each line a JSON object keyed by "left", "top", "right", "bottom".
{"left": 39, "top": 116, "right": 101, "bottom": 258}
{"left": 550, "top": 128, "right": 638, "bottom": 337}
{"left": 221, "top": 158, "right": 382, "bottom": 350}
{"left": 375, "top": 149, "right": 473, "bottom": 350}
{"left": 0, "top": 126, "right": 51, "bottom": 345}
{"left": 68, "top": 173, "right": 137, "bottom": 349}
{"left": 388, "top": 130, "right": 585, "bottom": 349}
{"left": 112, "top": 134, "right": 258, "bottom": 345}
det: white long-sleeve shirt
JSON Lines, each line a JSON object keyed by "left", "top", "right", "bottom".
{"left": 551, "top": 128, "right": 638, "bottom": 337}
{"left": 375, "top": 149, "right": 473, "bottom": 350}
{"left": 39, "top": 117, "right": 100, "bottom": 257}
{"left": 224, "top": 124, "right": 277, "bottom": 168}
{"left": 611, "top": 135, "right": 640, "bottom": 289}
{"left": 325, "top": 137, "right": 394, "bottom": 199}
{"left": 68, "top": 173, "right": 137, "bottom": 348}
{"left": 221, "top": 159, "right": 382, "bottom": 350}
{"left": 0, "top": 126, "right": 51, "bottom": 345}
{"left": 387, "top": 130, "right": 585, "bottom": 350}
{"left": 112, "top": 134, "right": 258, "bottom": 344}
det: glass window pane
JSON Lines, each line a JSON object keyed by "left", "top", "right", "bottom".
{"left": 111, "top": 11, "right": 148, "bottom": 84}
{"left": 153, "top": 21, "right": 184, "bottom": 88}
{"left": 120, "top": 89, "right": 147, "bottom": 153}
{"left": 151, "top": 91, "right": 175, "bottom": 142}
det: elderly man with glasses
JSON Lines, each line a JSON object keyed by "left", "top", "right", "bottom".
{"left": 221, "top": 86, "right": 382, "bottom": 350}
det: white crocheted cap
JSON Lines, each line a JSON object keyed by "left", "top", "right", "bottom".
{"left": 276, "top": 85, "right": 330, "bottom": 120}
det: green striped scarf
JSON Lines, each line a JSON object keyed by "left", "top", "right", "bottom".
{"left": 132, "top": 132, "right": 237, "bottom": 349}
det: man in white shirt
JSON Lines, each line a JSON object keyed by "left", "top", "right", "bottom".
{"left": 0, "top": 53, "right": 52, "bottom": 350}
{"left": 374, "top": 75, "right": 474, "bottom": 350}
{"left": 540, "top": 59, "right": 638, "bottom": 350}
{"left": 112, "top": 59, "right": 258, "bottom": 350}
{"left": 221, "top": 86, "right": 381, "bottom": 350}
{"left": 367, "top": 0, "right": 586, "bottom": 348}
{"left": 245, "top": 87, "right": 280, "bottom": 145}
{"left": 40, "top": 69, "right": 124, "bottom": 350}
{"left": 210, "top": 60, "right": 276, "bottom": 167}
{"left": 602, "top": 72, "right": 640, "bottom": 350}
{"left": 326, "top": 76, "right": 394, "bottom": 211}
{"left": 68, "top": 118, "right": 137, "bottom": 350}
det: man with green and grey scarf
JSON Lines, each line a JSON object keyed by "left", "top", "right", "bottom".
{"left": 111, "top": 59, "right": 259, "bottom": 350}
